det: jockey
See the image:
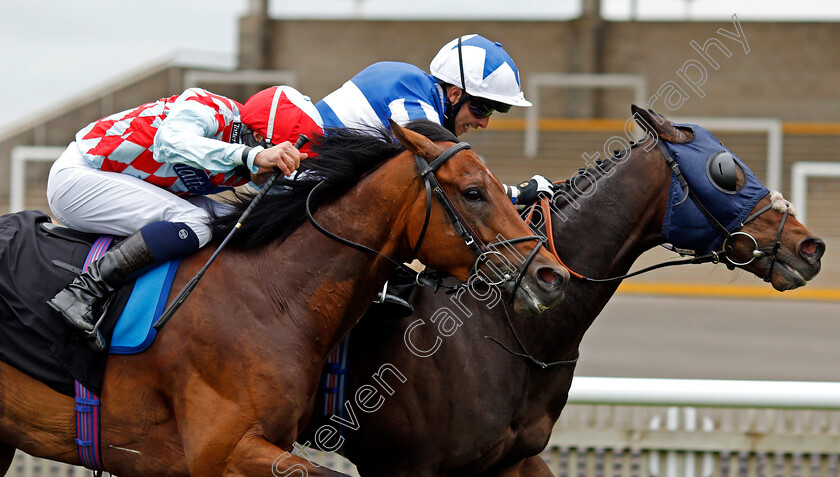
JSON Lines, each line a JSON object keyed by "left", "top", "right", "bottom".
{"left": 316, "top": 34, "right": 553, "bottom": 316}
{"left": 316, "top": 33, "right": 553, "bottom": 206}
{"left": 46, "top": 86, "right": 323, "bottom": 350}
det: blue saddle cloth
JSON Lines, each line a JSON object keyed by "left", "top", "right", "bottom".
{"left": 109, "top": 259, "right": 180, "bottom": 355}
{"left": 0, "top": 211, "right": 182, "bottom": 396}
{"left": 77, "top": 232, "right": 181, "bottom": 355}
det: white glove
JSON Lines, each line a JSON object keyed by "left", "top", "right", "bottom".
{"left": 506, "top": 175, "right": 554, "bottom": 205}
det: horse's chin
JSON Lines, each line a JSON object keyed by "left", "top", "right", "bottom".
{"left": 511, "top": 283, "right": 564, "bottom": 317}
{"left": 768, "top": 261, "right": 810, "bottom": 291}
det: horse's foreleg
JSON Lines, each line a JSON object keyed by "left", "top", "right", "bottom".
{"left": 217, "top": 435, "right": 351, "bottom": 477}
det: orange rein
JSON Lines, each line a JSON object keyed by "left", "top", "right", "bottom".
{"left": 523, "top": 192, "right": 584, "bottom": 280}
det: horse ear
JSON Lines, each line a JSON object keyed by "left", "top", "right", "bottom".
{"left": 630, "top": 104, "right": 694, "bottom": 143}
{"left": 389, "top": 119, "right": 442, "bottom": 159}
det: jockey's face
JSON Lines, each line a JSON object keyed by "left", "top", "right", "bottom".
{"left": 454, "top": 99, "right": 491, "bottom": 136}
{"left": 445, "top": 86, "right": 490, "bottom": 136}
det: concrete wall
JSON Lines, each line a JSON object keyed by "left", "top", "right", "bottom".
{"left": 249, "top": 18, "right": 840, "bottom": 122}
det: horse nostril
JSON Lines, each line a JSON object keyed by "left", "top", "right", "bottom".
{"left": 538, "top": 267, "right": 558, "bottom": 284}
{"left": 799, "top": 237, "right": 825, "bottom": 262}
{"left": 537, "top": 266, "right": 567, "bottom": 287}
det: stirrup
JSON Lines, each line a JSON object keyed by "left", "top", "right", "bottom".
{"left": 371, "top": 292, "right": 415, "bottom": 318}
{"left": 83, "top": 299, "right": 112, "bottom": 353}
{"left": 84, "top": 329, "right": 106, "bottom": 352}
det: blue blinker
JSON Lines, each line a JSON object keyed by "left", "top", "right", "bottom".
{"left": 661, "top": 124, "right": 769, "bottom": 254}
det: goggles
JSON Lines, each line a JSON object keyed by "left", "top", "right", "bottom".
{"left": 467, "top": 97, "right": 511, "bottom": 118}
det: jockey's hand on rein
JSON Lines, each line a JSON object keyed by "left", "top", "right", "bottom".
{"left": 506, "top": 175, "right": 555, "bottom": 206}
{"left": 254, "top": 141, "right": 307, "bottom": 178}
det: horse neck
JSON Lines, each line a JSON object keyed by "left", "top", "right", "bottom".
{"left": 545, "top": 145, "right": 672, "bottom": 342}
{"left": 256, "top": 157, "right": 418, "bottom": 357}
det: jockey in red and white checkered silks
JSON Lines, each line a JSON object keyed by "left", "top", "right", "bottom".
{"left": 46, "top": 86, "right": 323, "bottom": 350}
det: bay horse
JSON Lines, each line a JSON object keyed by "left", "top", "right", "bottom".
{"left": 299, "top": 107, "right": 825, "bottom": 476}
{"left": 0, "top": 121, "right": 568, "bottom": 476}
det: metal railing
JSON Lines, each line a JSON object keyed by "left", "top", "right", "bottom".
{"left": 790, "top": 161, "right": 840, "bottom": 226}
{"left": 548, "top": 377, "right": 840, "bottom": 477}
{"left": 9, "top": 378, "right": 840, "bottom": 477}
{"left": 524, "top": 73, "right": 648, "bottom": 158}
{"left": 9, "top": 146, "right": 64, "bottom": 213}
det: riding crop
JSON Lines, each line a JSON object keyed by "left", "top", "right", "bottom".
{"left": 154, "top": 135, "right": 309, "bottom": 329}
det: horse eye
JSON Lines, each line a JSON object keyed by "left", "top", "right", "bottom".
{"left": 464, "top": 188, "right": 484, "bottom": 202}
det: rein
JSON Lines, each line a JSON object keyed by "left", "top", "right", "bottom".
{"left": 483, "top": 301, "right": 580, "bottom": 369}
{"left": 485, "top": 135, "right": 791, "bottom": 370}
{"left": 307, "top": 141, "right": 546, "bottom": 294}
{"left": 523, "top": 137, "right": 788, "bottom": 285}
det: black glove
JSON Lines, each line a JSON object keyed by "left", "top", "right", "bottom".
{"left": 506, "top": 175, "right": 554, "bottom": 206}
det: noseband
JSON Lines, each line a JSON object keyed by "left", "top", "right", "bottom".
{"left": 307, "top": 141, "right": 546, "bottom": 295}
{"left": 657, "top": 141, "right": 789, "bottom": 281}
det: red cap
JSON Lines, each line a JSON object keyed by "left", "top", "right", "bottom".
{"left": 240, "top": 86, "right": 323, "bottom": 155}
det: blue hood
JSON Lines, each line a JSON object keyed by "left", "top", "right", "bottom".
{"left": 661, "top": 124, "right": 769, "bottom": 254}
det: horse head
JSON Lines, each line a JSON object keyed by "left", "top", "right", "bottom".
{"left": 390, "top": 120, "right": 569, "bottom": 316}
{"left": 632, "top": 105, "right": 825, "bottom": 291}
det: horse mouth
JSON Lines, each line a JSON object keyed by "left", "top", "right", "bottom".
{"left": 514, "top": 282, "right": 564, "bottom": 317}
{"left": 770, "top": 260, "right": 809, "bottom": 291}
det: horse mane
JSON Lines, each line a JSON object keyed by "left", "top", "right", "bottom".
{"left": 550, "top": 139, "right": 633, "bottom": 206}
{"left": 210, "top": 120, "right": 457, "bottom": 248}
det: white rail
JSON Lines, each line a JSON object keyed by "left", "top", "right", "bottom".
{"left": 6, "top": 452, "right": 82, "bottom": 477}
{"left": 524, "top": 73, "right": 648, "bottom": 158}
{"left": 790, "top": 161, "right": 840, "bottom": 226}
{"left": 9, "top": 146, "right": 65, "bottom": 213}
{"left": 568, "top": 376, "right": 840, "bottom": 409}
{"left": 9, "top": 378, "right": 840, "bottom": 476}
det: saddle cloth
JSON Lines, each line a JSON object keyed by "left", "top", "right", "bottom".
{"left": 0, "top": 210, "right": 178, "bottom": 396}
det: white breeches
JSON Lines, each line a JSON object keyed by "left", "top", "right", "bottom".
{"left": 46, "top": 143, "right": 229, "bottom": 247}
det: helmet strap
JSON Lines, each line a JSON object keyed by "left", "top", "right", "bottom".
{"left": 240, "top": 123, "right": 272, "bottom": 149}
{"left": 457, "top": 36, "right": 467, "bottom": 94}
{"left": 443, "top": 93, "right": 469, "bottom": 135}
{"left": 442, "top": 36, "right": 468, "bottom": 135}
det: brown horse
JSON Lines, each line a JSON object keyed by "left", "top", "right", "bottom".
{"left": 299, "top": 107, "right": 825, "bottom": 476}
{"left": 0, "top": 121, "right": 568, "bottom": 476}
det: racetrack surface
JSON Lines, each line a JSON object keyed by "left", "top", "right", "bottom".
{"left": 576, "top": 294, "right": 840, "bottom": 382}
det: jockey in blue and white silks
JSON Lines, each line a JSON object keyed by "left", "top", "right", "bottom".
{"left": 317, "top": 62, "right": 445, "bottom": 132}
{"left": 316, "top": 34, "right": 550, "bottom": 318}
{"left": 317, "top": 34, "right": 551, "bottom": 205}
{"left": 317, "top": 34, "right": 529, "bottom": 134}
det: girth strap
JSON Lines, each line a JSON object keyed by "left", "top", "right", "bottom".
{"left": 75, "top": 380, "right": 104, "bottom": 474}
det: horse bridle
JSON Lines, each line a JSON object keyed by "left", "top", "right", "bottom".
{"left": 656, "top": 140, "right": 789, "bottom": 282}
{"left": 524, "top": 136, "right": 790, "bottom": 285}
{"left": 484, "top": 135, "right": 790, "bottom": 371}
{"left": 307, "top": 141, "right": 547, "bottom": 295}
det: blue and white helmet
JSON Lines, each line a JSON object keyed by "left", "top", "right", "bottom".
{"left": 430, "top": 34, "right": 531, "bottom": 108}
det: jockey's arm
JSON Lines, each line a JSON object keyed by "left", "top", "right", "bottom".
{"left": 153, "top": 103, "right": 262, "bottom": 174}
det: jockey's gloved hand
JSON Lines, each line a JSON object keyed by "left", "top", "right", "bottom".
{"left": 505, "top": 175, "right": 554, "bottom": 206}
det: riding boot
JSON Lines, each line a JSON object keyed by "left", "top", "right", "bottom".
{"left": 48, "top": 230, "right": 155, "bottom": 334}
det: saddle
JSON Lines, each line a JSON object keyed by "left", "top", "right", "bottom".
{"left": 0, "top": 211, "right": 162, "bottom": 396}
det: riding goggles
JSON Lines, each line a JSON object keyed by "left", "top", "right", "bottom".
{"left": 467, "top": 97, "right": 512, "bottom": 118}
